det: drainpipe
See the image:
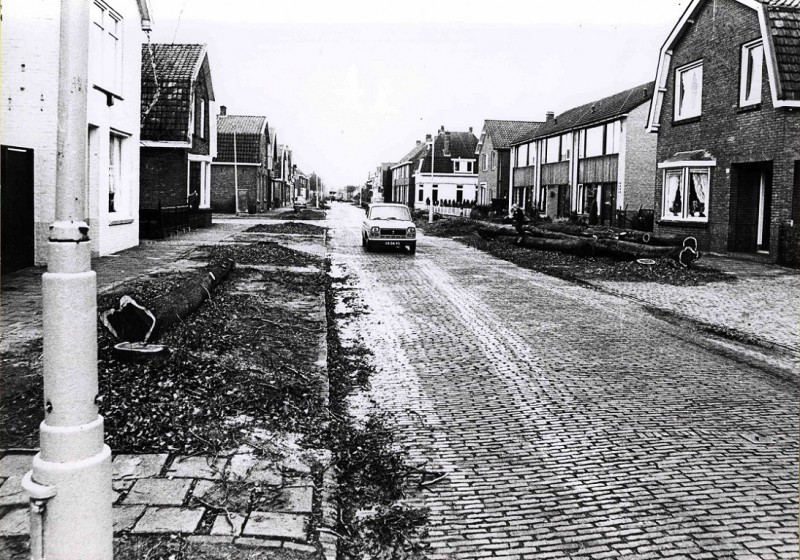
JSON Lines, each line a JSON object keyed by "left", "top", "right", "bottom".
{"left": 233, "top": 131, "right": 239, "bottom": 213}
{"left": 24, "top": 1, "right": 113, "bottom": 558}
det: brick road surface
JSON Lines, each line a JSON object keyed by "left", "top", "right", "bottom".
{"left": 326, "top": 203, "right": 798, "bottom": 559}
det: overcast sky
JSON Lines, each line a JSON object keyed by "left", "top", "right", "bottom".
{"left": 147, "top": 0, "right": 689, "bottom": 188}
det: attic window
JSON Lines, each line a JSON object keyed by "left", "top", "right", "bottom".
{"left": 740, "top": 39, "right": 763, "bottom": 107}
{"left": 675, "top": 61, "right": 703, "bottom": 121}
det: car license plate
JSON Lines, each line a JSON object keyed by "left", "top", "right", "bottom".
{"left": 385, "top": 241, "right": 400, "bottom": 246}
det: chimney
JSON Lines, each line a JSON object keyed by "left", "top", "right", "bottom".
{"left": 416, "top": 140, "right": 421, "bottom": 146}
{"left": 444, "top": 131, "right": 451, "bottom": 156}
{"left": 440, "top": 125, "right": 445, "bottom": 133}
{"left": 469, "top": 126, "right": 473, "bottom": 133}
{"left": 220, "top": 105, "right": 227, "bottom": 116}
{"left": 546, "top": 111, "right": 554, "bottom": 122}
{"left": 425, "top": 133, "right": 432, "bottom": 142}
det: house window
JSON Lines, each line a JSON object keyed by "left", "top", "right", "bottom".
{"left": 467, "top": 161, "right": 473, "bottom": 173}
{"left": 482, "top": 153, "right": 488, "bottom": 171}
{"left": 418, "top": 188, "right": 424, "bottom": 202}
{"left": 544, "top": 136, "right": 560, "bottom": 163}
{"left": 516, "top": 144, "right": 530, "bottom": 167}
{"left": 456, "top": 185, "right": 463, "bottom": 204}
{"left": 538, "top": 185, "right": 546, "bottom": 212}
{"left": 662, "top": 167, "right": 709, "bottom": 221}
{"left": 432, "top": 185, "right": 438, "bottom": 203}
{"left": 90, "top": 1, "right": 122, "bottom": 94}
{"left": 108, "top": 133, "right": 124, "bottom": 213}
{"left": 740, "top": 40, "right": 763, "bottom": 107}
{"left": 579, "top": 121, "right": 621, "bottom": 157}
{"left": 675, "top": 61, "right": 703, "bottom": 120}
{"left": 199, "top": 99, "right": 206, "bottom": 138}
{"left": 491, "top": 151, "right": 496, "bottom": 170}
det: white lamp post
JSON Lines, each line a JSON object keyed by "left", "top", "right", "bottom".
{"left": 428, "top": 136, "right": 435, "bottom": 224}
{"left": 22, "top": 1, "right": 113, "bottom": 558}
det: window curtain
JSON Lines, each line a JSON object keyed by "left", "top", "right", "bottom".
{"left": 665, "top": 171, "right": 681, "bottom": 216}
{"left": 689, "top": 171, "right": 708, "bottom": 216}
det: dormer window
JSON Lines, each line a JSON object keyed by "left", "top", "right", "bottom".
{"left": 675, "top": 61, "right": 703, "bottom": 120}
{"left": 453, "top": 159, "right": 474, "bottom": 173}
{"left": 740, "top": 40, "right": 763, "bottom": 107}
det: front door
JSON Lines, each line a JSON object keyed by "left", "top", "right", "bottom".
{"left": 1, "top": 146, "right": 35, "bottom": 273}
{"left": 730, "top": 162, "right": 772, "bottom": 253}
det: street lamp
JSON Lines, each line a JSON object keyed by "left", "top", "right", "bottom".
{"left": 428, "top": 136, "right": 435, "bottom": 224}
{"left": 22, "top": 2, "right": 113, "bottom": 558}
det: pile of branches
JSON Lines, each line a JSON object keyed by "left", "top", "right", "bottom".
{"left": 245, "top": 222, "right": 327, "bottom": 235}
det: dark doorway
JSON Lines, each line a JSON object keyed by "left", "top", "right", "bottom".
{"left": 557, "top": 185, "right": 570, "bottom": 218}
{"left": 598, "top": 183, "right": 617, "bottom": 225}
{"left": 1, "top": 146, "right": 35, "bottom": 274}
{"left": 730, "top": 162, "right": 773, "bottom": 253}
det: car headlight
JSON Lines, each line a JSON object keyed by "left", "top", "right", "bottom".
{"left": 406, "top": 227, "right": 416, "bottom": 237}
{"left": 370, "top": 226, "right": 381, "bottom": 236}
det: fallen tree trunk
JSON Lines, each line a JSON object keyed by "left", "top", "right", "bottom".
{"left": 514, "top": 235, "right": 699, "bottom": 266}
{"left": 477, "top": 223, "right": 574, "bottom": 241}
{"left": 101, "top": 257, "right": 235, "bottom": 343}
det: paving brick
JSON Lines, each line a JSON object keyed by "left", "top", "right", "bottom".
{"left": 113, "top": 454, "right": 169, "bottom": 480}
{"left": 243, "top": 511, "right": 308, "bottom": 540}
{"left": 167, "top": 456, "right": 226, "bottom": 480}
{"left": 210, "top": 513, "right": 246, "bottom": 536}
{"left": 278, "top": 485, "right": 313, "bottom": 513}
{"left": 113, "top": 505, "right": 146, "bottom": 532}
{"left": 0, "top": 476, "right": 27, "bottom": 506}
{"left": 131, "top": 507, "right": 205, "bottom": 534}
{"left": 0, "top": 454, "right": 35, "bottom": 478}
{"left": 228, "top": 455, "right": 282, "bottom": 485}
{"left": 0, "top": 508, "right": 28, "bottom": 537}
{"left": 124, "top": 478, "right": 192, "bottom": 506}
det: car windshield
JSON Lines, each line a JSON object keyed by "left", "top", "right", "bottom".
{"left": 369, "top": 206, "right": 411, "bottom": 221}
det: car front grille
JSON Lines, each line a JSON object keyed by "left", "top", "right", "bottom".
{"left": 380, "top": 228, "right": 408, "bottom": 237}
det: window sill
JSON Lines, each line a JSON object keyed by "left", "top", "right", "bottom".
{"left": 657, "top": 219, "right": 707, "bottom": 228}
{"left": 737, "top": 103, "right": 761, "bottom": 114}
{"left": 671, "top": 115, "right": 701, "bottom": 126}
{"left": 108, "top": 217, "right": 134, "bottom": 226}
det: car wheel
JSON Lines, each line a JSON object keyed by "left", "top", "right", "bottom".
{"left": 361, "top": 234, "right": 366, "bottom": 247}
{"left": 407, "top": 242, "right": 416, "bottom": 255}
{"left": 365, "top": 239, "right": 373, "bottom": 252}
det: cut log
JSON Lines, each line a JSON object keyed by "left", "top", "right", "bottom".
{"left": 100, "top": 257, "right": 234, "bottom": 342}
{"left": 640, "top": 232, "right": 686, "bottom": 246}
{"left": 477, "top": 224, "right": 573, "bottom": 241}
{"left": 514, "top": 235, "right": 700, "bottom": 266}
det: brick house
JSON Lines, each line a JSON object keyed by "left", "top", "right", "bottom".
{"left": 211, "top": 107, "right": 270, "bottom": 213}
{"left": 390, "top": 141, "right": 428, "bottom": 207}
{"left": 475, "top": 120, "right": 543, "bottom": 209}
{"left": 510, "top": 83, "right": 657, "bottom": 226}
{"left": 1, "top": 0, "right": 152, "bottom": 270}
{"left": 415, "top": 126, "right": 480, "bottom": 209}
{"left": 646, "top": 0, "right": 800, "bottom": 260}
{"left": 139, "top": 43, "right": 216, "bottom": 221}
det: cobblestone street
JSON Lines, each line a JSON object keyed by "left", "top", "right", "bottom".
{"left": 327, "top": 203, "right": 799, "bottom": 559}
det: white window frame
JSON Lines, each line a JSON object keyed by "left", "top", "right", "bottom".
{"left": 674, "top": 60, "right": 703, "bottom": 121}
{"left": 661, "top": 166, "right": 711, "bottom": 222}
{"left": 491, "top": 151, "right": 496, "bottom": 171}
{"left": 199, "top": 99, "right": 206, "bottom": 139}
{"left": 90, "top": 1, "right": 123, "bottom": 95}
{"left": 740, "top": 39, "right": 763, "bottom": 107}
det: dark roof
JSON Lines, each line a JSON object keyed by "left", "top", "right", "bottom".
{"left": 482, "top": 120, "right": 544, "bottom": 149}
{"left": 140, "top": 44, "right": 207, "bottom": 142}
{"left": 393, "top": 142, "right": 428, "bottom": 167}
{"left": 514, "top": 82, "right": 654, "bottom": 144}
{"left": 215, "top": 115, "right": 268, "bottom": 163}
{"left": 762, "top": 1, "right": 800, "bottom": 100}
{"left": 419, "top": 131, "right": 479, "bottom": 174}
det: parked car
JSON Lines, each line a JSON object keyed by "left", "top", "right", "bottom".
{"left": 293, "top": 196, "right": 308, "bottom": 211}
{"left": 362, "top": 203, "right": 416, "bottom": 254}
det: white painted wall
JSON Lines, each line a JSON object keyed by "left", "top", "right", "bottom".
{"left": 1, "top": 0, "right": 145, "bottom": 263}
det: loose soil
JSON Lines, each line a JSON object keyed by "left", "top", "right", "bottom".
{"left": 245, "top": 222, "right": 327, "bottom": 235}
{"left": 421, "top": 218, "right": 733, "bottom": 286}
{"left": 269, "top": 209, "right": 327, "bottom": 221}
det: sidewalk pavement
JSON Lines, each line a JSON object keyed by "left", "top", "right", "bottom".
{"left": 1, "top": 215, "right": 336, "bottom": 559}
{"left": 587, "top": 253, "right": 800, "bottom": 371}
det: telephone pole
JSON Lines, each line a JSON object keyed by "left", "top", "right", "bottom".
{"left": 22, "top": 1, "right": 114, "bottom": 558}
